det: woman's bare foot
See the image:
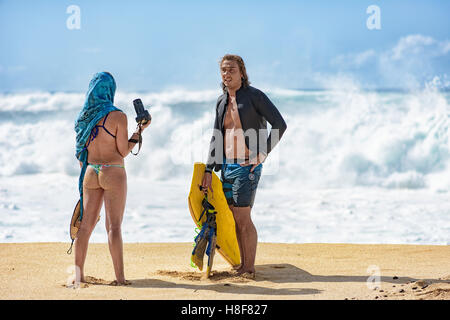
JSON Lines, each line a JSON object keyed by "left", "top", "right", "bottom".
{"left": 67, "top": 276, "right": 87, "bottom": 288}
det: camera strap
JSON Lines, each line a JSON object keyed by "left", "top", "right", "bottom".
{"left": 129, "top": 124, "right": 143, "bottom": 155}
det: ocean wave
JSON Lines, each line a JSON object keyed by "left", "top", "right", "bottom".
{"left": 0, "top": 87, "right": 448, "bottom": 191}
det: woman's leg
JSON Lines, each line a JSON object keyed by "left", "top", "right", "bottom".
{"left": 75, "top": 166, "right": 104, "bottom": 282}
{"left": 100, "top": 166, "right": 127, "bottom": 284}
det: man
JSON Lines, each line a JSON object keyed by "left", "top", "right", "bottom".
{"left": 202, "top": 54, "right": 287, "bottom": 277}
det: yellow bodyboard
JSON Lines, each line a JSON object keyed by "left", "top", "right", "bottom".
{"left": 188, "top": 162, "right": 240, "bottom": 267}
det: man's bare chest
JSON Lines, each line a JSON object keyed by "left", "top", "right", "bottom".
{"left": 223, "top": 101, "right": 243, "bottom": 130}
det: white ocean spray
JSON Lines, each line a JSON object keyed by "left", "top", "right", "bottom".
{"left": 0, "top": 85, "right": 449, "bottom": 244}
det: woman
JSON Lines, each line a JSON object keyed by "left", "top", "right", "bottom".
{"left": 74, "top": 72, "right": 150, "bottom": 285}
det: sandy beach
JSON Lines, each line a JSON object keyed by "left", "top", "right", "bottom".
{"left": 0, "top": 242, "right": 449, "bottom": 300}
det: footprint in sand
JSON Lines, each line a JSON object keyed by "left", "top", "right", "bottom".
{"left": 156, "top": 270, "right": 252, "bottom": 283}
{"left": 65, "top": 276, "right": 130, "bottom": 288}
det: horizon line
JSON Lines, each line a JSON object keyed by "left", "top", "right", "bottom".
{"left": 1, "top": 87, "right": 449, "bottom": 95}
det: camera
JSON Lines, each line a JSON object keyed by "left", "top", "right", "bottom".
{"left": 133, "top": 98, "right": 151, "bottom": 125}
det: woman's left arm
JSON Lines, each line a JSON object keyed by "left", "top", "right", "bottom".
{"left": 116, "top": 112, "right": 151, "bottom": 157}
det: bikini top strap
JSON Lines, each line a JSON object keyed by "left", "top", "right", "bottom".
{"left": 102, "top": 112, "right": 110, "bottom": 126}
{"left": 100, "top": 112, "right": 116, "bottom": 138}
{"left": 85, "top": 113, "right": 116, "bottom": 151}
{"left": 84, "top": 126, "right": 99, "bottom": 150}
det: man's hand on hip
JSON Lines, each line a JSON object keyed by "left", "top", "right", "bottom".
{"left": 243, "top": 152, "right": 267, "bottom": 172}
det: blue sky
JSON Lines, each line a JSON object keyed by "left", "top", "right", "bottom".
{"left": 1, "top": 0, "right": 449, "bottom": 92}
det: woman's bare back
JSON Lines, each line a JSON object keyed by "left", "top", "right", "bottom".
{"left": 86, "top": 110, "right": 125, "bottom": 166}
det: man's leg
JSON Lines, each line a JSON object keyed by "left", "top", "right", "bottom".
{"left": 232, "top": 205, "right": 257, "bottom": 275}
{"left": 227, "top": 204, "right": 243, "bottom": 270}
{"left": 223, "top": 163, "right": 261, "bottom": 275}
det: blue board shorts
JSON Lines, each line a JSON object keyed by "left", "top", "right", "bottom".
{"left": 221, "top": 159, "right": 263, "bottom": 208}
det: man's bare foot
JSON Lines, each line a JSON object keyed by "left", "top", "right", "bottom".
{"left": 110, "top": 280, "right": 132, "bottom": 286}
{"left": 236, "top": 268, "right": 256, "bottom": 278}
{"left": 236, "top": 271, "right": 256, "bottom": 279}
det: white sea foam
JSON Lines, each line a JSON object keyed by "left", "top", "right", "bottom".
{"left": 0, "top": 86, "right": 449, "bottom": 244}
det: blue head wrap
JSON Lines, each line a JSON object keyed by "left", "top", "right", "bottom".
{"left": 74, "top": 72, "right": 122, "bottom": 219}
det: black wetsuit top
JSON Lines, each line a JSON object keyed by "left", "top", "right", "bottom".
{"left": 205, "top": 85, "right": 287, "bottom": 173}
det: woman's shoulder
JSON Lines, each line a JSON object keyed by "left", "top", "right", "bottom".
{"left": 108, "top": 110, "right": 127, "bottom": 121}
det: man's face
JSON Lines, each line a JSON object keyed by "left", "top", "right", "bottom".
{"left": 220, "top": 60, "right": 242, "bottom": 90}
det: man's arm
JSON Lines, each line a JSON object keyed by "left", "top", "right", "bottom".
{"left": 205, "top": 99, "right": 222, "bottom": 173}
{"left": 255, "top": 90, "right": 287, "bottom": 155}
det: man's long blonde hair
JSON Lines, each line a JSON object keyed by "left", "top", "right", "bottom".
{"left": 220, "top": 54, "right": 250, "bottom": 93}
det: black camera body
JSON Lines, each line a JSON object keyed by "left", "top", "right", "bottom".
{"left": 133, "top": 98, "right": 151, "bottom": 125}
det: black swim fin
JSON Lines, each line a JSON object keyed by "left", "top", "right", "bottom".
{"left": 191, "top": 226, "right": 209, "bottom": 271}
{"left": 206, "top": 234, "right": 217, "bottom": 278}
